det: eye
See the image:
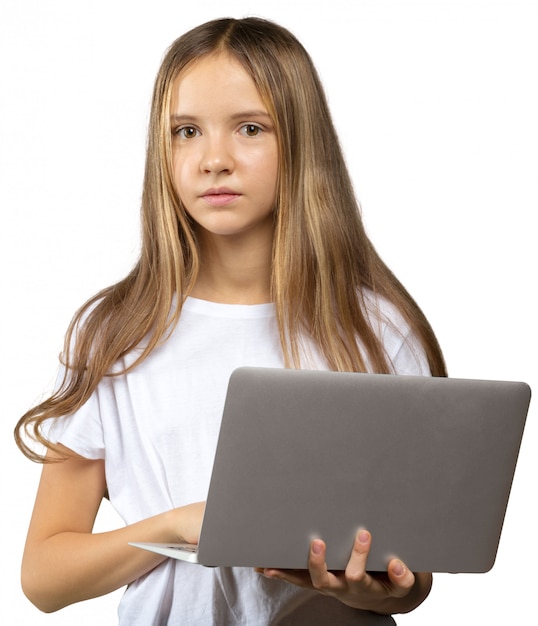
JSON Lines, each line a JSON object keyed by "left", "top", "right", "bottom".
{"left": 175, "top": 126, "right": 200, "bottom": 139}
{"left": 240, "top": 124, "right": 262, "bottom": 137}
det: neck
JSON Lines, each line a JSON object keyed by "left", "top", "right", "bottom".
{"left": 190, "top": 230, "right": 273, "bottom": 305}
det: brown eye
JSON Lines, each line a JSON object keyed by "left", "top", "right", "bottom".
{"left": 177, "top": 126, "right": 200, "bottom": 139}
{"left": 241, "top": 124, "right": 261, "bottom": 137}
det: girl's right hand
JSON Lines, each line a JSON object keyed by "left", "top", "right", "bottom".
{"left": 21, "top": 446, "right": 205, "bottom": 613}
{"left": 172, "top": 501, "right": 206, "bottom": 545}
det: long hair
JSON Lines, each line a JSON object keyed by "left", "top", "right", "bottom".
{"left": 15, "top": 17, "right": 446, "bottom": 462}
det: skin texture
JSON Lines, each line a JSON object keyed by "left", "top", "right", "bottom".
{"left": 21, "top": 53, "right": 432, "bottom": 617}
{"left": 171, "top": 53, "right": 278, "bottom": 240}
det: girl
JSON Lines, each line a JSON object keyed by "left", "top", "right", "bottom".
{"left": 15, "top": 17, "right": 446, "bottom": 625}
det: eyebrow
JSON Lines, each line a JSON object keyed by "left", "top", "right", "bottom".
{"left": 170, "top": 110, "right": 272, "bottom": 124}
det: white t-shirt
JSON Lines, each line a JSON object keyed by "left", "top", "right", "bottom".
{"left": 49, "top": 295, "right": 430, "bottom": 625}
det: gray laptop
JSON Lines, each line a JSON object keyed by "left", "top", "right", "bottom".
{"left": 130, "top": 367, "right": 531, "bottom": 573}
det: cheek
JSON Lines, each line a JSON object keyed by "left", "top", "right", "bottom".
{"left": 171, "top": 157, "right": 190, "bottom": 198}
{"left": 252, "top": 148, "right": 279, "bottom": 195}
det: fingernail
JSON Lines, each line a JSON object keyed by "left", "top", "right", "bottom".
{"left": 358, "top": 530, "right": 370, "bottom": 544}
{"left": 311, "top": 540, "right": 323, "bottom": 555}
{"left": 393, "top": 560, "right": 405, "bottom": 577}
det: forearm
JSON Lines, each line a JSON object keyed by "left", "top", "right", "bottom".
{"left": 22, "top": 508, "right": 184, "bottom": 613}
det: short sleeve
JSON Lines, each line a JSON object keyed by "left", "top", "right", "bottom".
{"left": 364, "top": 291, "right": 431, "bottom": 377}
{"left": 386, "top": 326, "right": 431, "bottom": 376}
{"left": 44, "top": 366, "right": 106, "bottom": 460}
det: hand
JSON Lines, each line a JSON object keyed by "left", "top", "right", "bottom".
{"left": 257, "top": 530, "right": 431, "bottom": 615}
{"left": 174, "top": 501, "right": 206, "bottom": 545}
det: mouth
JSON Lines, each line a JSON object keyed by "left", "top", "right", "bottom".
{"left": 201, "top": 187, "right": 241, "bottom": 207}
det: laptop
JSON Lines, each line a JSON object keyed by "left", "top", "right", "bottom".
{"left": 130, "top": 367, "right": 531, "bottom": 573}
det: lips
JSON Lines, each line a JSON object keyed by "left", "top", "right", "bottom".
{"left": 201, "top": 187, "right": 241, "bottom": 207}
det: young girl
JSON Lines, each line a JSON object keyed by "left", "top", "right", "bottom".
{"left": 15, "top": 17, "right": 446, "bottom": 625}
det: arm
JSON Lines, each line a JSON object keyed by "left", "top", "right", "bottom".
{"left": 260, "top": 530, "right": 432, "bottom": 615}
{"left": 21, "top": 445, "right": 204, "bottom": 613}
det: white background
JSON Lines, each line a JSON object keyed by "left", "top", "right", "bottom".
{"left": 1, "top": 0, "right": 536, "bottom": 623}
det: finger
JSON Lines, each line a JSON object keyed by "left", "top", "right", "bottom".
{"left": 386, "top": 558, "right": 416, "bottom": 598}
{"left": 260, "top": 568, "right": 313, "bottom": 588}
{"left": 307, "top": 539, "right": 333, "bottom": 591}
{"left": 344, "top": 530, "right": 372, "bottom": 586}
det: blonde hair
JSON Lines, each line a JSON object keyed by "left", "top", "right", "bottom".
{"left": 15, "top": 17, "right": 446, "bottom": 461}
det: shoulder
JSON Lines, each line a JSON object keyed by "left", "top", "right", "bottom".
{"left": 361, "top": 290, "right": 431, "bottom": 376}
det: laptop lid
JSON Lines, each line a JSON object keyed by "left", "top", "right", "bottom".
{"left": 133, "top": 367, "right": 531, "bottom": 573}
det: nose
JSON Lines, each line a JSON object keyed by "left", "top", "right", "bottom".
{"left": 201, "top": 134, "right": 234, "bottom": 175}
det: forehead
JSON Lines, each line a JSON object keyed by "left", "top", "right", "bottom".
{"left": 170, "top": 53, "right": 267, "bottom": 115}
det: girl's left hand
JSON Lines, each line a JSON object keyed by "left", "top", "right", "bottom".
{"left": 257, "top": 530, "right": 432, "bottom": 615}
